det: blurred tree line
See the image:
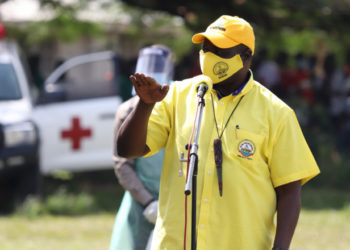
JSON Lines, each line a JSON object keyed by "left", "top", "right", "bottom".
{"left": 2, "top": 0, "right": 350, "bottom": 189}
{"left": 3, "top": 0, "right": 349, "bottom": 62}
{"left": 2, "top": 0, "right": 194, "bottom": 60}
{"left": 122, "top": 0, "right": 350, "bottom": 62}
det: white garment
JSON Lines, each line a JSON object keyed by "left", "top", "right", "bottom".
{"left": 145, "top": 230, "right": 154, "bottom": 250}
{"left": 256, "top": 61, "right": 280, "bottom": 89}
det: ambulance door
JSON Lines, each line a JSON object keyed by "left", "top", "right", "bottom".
{"left": 33, "top": 51, "right": 123, "bottom": 174}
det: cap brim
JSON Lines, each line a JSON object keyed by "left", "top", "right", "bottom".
{"left": 192, "top": 32, "right": 239, "bottom": 49}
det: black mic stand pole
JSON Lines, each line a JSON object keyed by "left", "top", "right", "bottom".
{"left": 185, "top": 93, "right": 206, "bottom": 250}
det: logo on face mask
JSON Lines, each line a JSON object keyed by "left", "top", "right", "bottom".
{"left": 200, "top": 50, "right": 243, "bottom": 84}
{"left": 213, "top": 62, "right": 229, "bottom": 79}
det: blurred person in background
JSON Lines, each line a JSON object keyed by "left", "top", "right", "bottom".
{"left": 117, "top": 15, "right": 320, "bottom": 250}
{"left": 293, "top": 52, "right": 315, "bottom": 107}
{"left": 329, "top": 50, "right": 350, "bottom": 132}
{"left": 312, "top": 49, "right": 337, "bottom": 108}
{"left": 280, "top": 52, "right": 313, "bottom": 128}
{"left": 27, "top": 53, "right": 44, "bottom": 91}
{"left": 319, "top": 53, "right": 337, "bottom": 107}
{"left": 331, "top": 49, "right": 350, "bottom": 154}
{"left": 255, "top": 47, "right": 281, "bottom": 94}
{"left": 118, "top": 57, "right": 137, "bottom": 102}
{"left": 109, "top": 44, "right": 175, "bottom": 250}
{"left": 274, "top": 51, "right": 290, "bottom": 99}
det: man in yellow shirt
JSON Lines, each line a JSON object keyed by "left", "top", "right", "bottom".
{"left": 117, "top": 15, "right": 320, "bottom": 250}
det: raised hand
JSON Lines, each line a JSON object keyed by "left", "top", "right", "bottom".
{"left": 130, "top": 73, "right": 169, "bottom": 104}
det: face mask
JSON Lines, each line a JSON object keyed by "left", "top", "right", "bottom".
{"left": 199, "top": 50, "right": 243, "bottom": 84}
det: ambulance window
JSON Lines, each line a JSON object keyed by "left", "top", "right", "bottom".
{"left": 0, "top": 63, "right": 22, "bottom": 100}
{"left": 59, "top": 59, "right": 118, "bottom": 101}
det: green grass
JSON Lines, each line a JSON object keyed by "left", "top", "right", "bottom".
{"left": 40, "top": 170, "right": 125, "bottom": 214}
{"left": 0, "top": 208, "right": 349, "bottom": 250}
{"left": 293, "top": 209, "right": 350, "bottom": 249}
{"left": 1, "top": 171, "right": 350, "bottom": 250}
{"left": 291, "top": 187, "right": 350, "bottom": 249}
{"left": 0, "top": 213, "right": 116, "bottom": 250}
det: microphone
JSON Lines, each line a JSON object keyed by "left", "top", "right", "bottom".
{"left": 196, "top": 75, "right": 212, "bottom": 98}
{"left": 197, "top": 83, "right": 208, "bottom": 98}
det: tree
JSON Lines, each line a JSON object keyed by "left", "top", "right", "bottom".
{"left": 119, "top": 0, "right": 350, "bottom": 32}
{"left": 119, "top": 0, "right": 350, "bottom": 60}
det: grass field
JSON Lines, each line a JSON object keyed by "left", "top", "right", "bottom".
{"left": 0, "top": 213, "right": 115, "bottom": 250}
{"left": 0, "top": 172, "right": 349, "bottom": 250}
{"left": 0, "top": 208, "right": 349, "bottom": 250}
{"left": 293, "top": 209, "right": 350, "bottom": 249}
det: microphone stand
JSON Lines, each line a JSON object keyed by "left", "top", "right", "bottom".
{"left": 185, "top": 89, "right": 206, "bottom": 250}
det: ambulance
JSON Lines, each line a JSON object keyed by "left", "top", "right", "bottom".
{"left": 1, "top": 24, "right": 171, "bottom": 207}
{"left": 1, "top": 23, "right": 125, "bottom": 207}
{"left": 33, "top": 51, "right": 124, "bottom": 174}
{"left": 33, "top": 45, "right": 173, "bottom": 175}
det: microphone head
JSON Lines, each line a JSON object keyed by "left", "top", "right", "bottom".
{"left": 196, "top": 75, "right": 213, "bottom": 92}
{"left": 196, "top": 75, "right": 212, "bottom": 98}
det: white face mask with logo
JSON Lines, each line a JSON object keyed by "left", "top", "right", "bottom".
{"left": 199, "top": 50, "right": 243, "bottom": 84}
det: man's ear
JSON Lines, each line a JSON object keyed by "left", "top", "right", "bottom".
{"left": 242, "top": 54, "right": 252, "bottom": 66}
{"left": 241, "top": 49, "right": 252, "bottom": 63}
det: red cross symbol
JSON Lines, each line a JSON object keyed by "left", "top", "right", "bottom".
{"left": 61, "top": 117, "right": 92, "bottom": 151}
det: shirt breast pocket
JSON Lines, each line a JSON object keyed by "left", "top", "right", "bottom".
{"left": 225, "top": 128, "right": 266, "bottom": 166}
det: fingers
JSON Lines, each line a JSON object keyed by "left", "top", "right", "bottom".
{"left": 134, "top": 73, "right": 154, "bottom": 86}
{"left": 131, "top": 73, "right": 160, "bottom": 87}
{"left": 144, "top": 75, "right": 158, "bottom": 85}
{"left": 129, "top": 73, "right": 168, "bottom": 102}
{"left": 129, "top": 75, "right": 139, "bottom": 87}
{"left": 160, "top": 84, "right": 169, "bottom": 95}
{"left": 136, "top": 73, "right": 151, "bottom": 86}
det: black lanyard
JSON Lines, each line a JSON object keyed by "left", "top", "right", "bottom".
{"left": 210, "top": 93, "right": 244, "bottom": 196}
{"left": 210, "top": 93, "right": 244, "bottom": 139}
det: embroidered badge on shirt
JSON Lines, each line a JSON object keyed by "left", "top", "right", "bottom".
{"left": 238, "top": 140, "right": 255, "bottom": 159}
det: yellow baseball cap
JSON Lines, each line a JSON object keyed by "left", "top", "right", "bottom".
{"left": 192, "top": 15, "right": 255, "bottom": 54}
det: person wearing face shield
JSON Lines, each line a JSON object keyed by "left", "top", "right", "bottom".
{"left": 116, "top": 16, "right": 320, "bottom": 250}
{"left": 109, "top": 45, "right": 174, "bottom": 250}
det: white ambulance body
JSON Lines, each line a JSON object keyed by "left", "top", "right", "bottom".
{"left": 33, "top": 51, "right": 123, "bottom": 174}
{"left": 0, "top": 37, "right": 40, "bottom": 206}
